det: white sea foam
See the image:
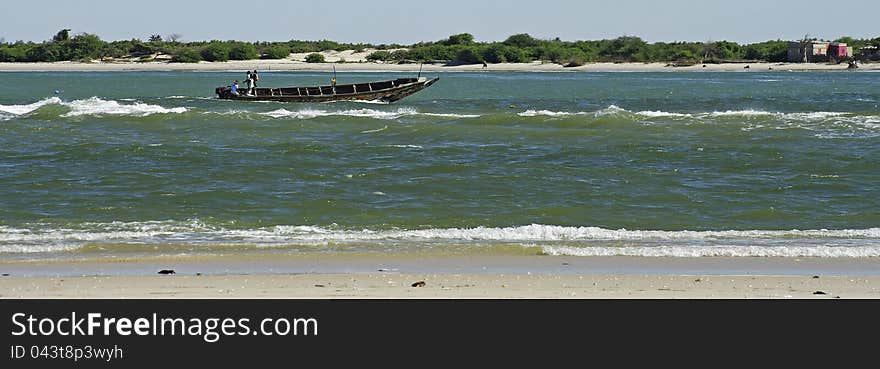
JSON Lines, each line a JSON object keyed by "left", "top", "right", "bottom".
{"left": 385, "top": 144, "right": 423, "bottom": 149}
{"left": 361, "top": 125, "right": 388, "bottom": 134}
{"left": 542, "top": 245, "right": 880, "bottom": 258}
{"left": 635, "top": 110, "right": 693, "bottom": 118}
{"left": 261, "top": 107, "right": 478, "bottom": 120}
{"left": 0, "top": 97, "right": 62, "bottom": 115}
{"left": 3, "top": 223, "right": 880, "bottom": 257}
{"left": 422, "top": 112, "right": 481, "bottom": 118}
{"left": 0, "top": 96, "right": 191, "bottom": 118}
{"left": 517, "top": 105, "right": 875, "bottom": 122}
{"left": 518, "top": 110, "right": 562, "bottom": 117}
{"left": 61, "top": 97, "right": 188, "bottom": 117}
{"left": 594, "top": 105, "right": 629, "bottom": 116}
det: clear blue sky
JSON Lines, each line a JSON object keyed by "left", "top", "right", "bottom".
{"left": 2, "top": 0, "right": 878, "bottom": 44}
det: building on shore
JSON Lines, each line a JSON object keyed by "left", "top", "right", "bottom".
{"left": 787, "top": 40, "right": 853, "bottom": 62}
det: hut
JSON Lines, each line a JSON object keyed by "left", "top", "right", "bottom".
{"left": 788, "top": 40, "right": 830, "bottom": 62}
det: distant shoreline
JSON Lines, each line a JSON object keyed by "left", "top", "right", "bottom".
{"left": 1, "top": 60, "right": 877, "bottom": 73}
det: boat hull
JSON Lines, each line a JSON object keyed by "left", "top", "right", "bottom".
{"left": 216, "top": 77, "right": 439, "bottom": 103}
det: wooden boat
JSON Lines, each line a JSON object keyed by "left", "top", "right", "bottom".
{"left": 215, "top": 77, "right": 439, "bottom": 103}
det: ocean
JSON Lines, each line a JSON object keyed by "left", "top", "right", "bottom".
{"left": 1, "top": 70, "right": 878, "bottom": 260}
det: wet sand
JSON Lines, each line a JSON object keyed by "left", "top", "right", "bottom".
{"left": 2, "top": 255, "right": 879, "bottom": 298}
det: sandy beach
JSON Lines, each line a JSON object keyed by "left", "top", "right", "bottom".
{"left": 2, "top": 255, "right": 879, "bottom": 298}
{"left": 1, "top": 50, "right": 877, "bottom": 73}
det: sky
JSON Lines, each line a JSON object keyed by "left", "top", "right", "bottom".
{"left": 2, "top": 0, "right": 878, "bottom": 45}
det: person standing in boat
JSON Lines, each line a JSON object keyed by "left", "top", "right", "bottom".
{"left": 244, "top": 71, "right": 254, "bottom": 96}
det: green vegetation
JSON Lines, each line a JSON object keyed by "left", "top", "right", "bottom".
{"left": 170, "top": 49, "right": 201, "bottom": 63}
{"left": 2, "top": 29, "right": 879, "bottom": 65}
{"left": 305, "top": 53, "right": 325, "bottom": 63}
{"left": 228, "top": 42, "right": 258, "bottom": 60}
{"left": 262, "top": 45, "right": 290, "bottom": 59}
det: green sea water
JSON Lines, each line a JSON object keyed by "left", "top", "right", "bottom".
{"left": 1, "top": 70, "right": 879, "bottom": 258}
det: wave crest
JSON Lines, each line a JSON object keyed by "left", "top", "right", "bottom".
{"left": 0, "top": 97, "right": 63, "bottom": 115}
{"left": 0, "top": 97, "right": 188, "bottom": 118}
{"left": 260, "top": 107, "right": 479, "bottom": 120}
{"left": 62, "top": 97, "right": 188, "bottom": 117}
{"left": 2, "top": 222, "right": 879, "bottom": 257}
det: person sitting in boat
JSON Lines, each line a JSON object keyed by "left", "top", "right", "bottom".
{"left": 230, "top": 80, "right": 240, "bottom": 96}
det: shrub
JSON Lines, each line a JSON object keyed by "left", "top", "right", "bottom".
{"left": 503, "top": 34, "right": 540, "bottom": 48}
{"left": 171, "top": 49, "right": 202, "bottom": 63}
{"left": 366, "top": 50, "right": 391, "bottom": 62}
{"left": 102, "top": 44, "right": 130, "bottom": 58}
{"left": 389, "top": 49, "right": 409, "bottom": 61}
{"left": 129, "top": 41, "right": 156, "bottom": 56}
{"left": 563, "top": 57, "right": 586, "bottom": 67}
{"left": 200, "top": 43, "right": 230, "bottom": 62}
{"left": 481, "top": 44, "right": 508, "bottom": 63}
{"left": 229, "top": 43, "right": 258, "bottom": 60}
{"left": 443, "top": 33, "right": 474, "bottom": 46}
{"left": 66, "top": 33, "right": 105, "bottom": 60}
{"left": 25, "top": 43, "right": 62, "bottom": 62}
{"left": 262, "top": 46, "right": 290, "bottom": 59}
{"left": 454, "top": 47, "right": 483, "bottom": 64}
{"left": 0, "top": 46, "right": 27, "bottom": 62}
{"left": 407, "top": 45, "right": 457, "bottom": 62}
{"left": 305, "top": 53, "right": 325, "bottom": 63}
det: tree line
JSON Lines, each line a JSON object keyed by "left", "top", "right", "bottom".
{"left": 1, "top": 30, "right": 878, "bottom": 65}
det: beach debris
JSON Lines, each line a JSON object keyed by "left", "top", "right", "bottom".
{"left": 694, "top": 278, "right": 702, "bottom": 282}
{"left": 157, "top": 269, "right": 176, "bottom": 275}
{"left": 813, "top": 291, "right": 827, "bottom": 295}
{"left": 812, "top": 275, "right": 820, "bottom": 279}
{"left": 411, "top": 281, "right": 426, "bottom": 288}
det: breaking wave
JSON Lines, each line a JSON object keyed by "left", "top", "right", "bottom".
{"left": 61, "top": 97, "right": 189, "bottom": 117}
{"left": 259, "top": 107, "right": 479, "bottom": 120}
{"left": 517, "top": 106, "right": 868, "bottom": 121}
{"left": 515, "top": 106, "right": 880, "bottom": 135}
{"left": 2, "top": 222, "right": 879, "bottom": 257}
{"left": 0, "top": 97, "right": 63, "bottom": 115}
{"left": 0, "top": 97, "right": 188, "bottom": 118}
{"left": 542, "top": 245, "right": 880, "bottom": 258}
